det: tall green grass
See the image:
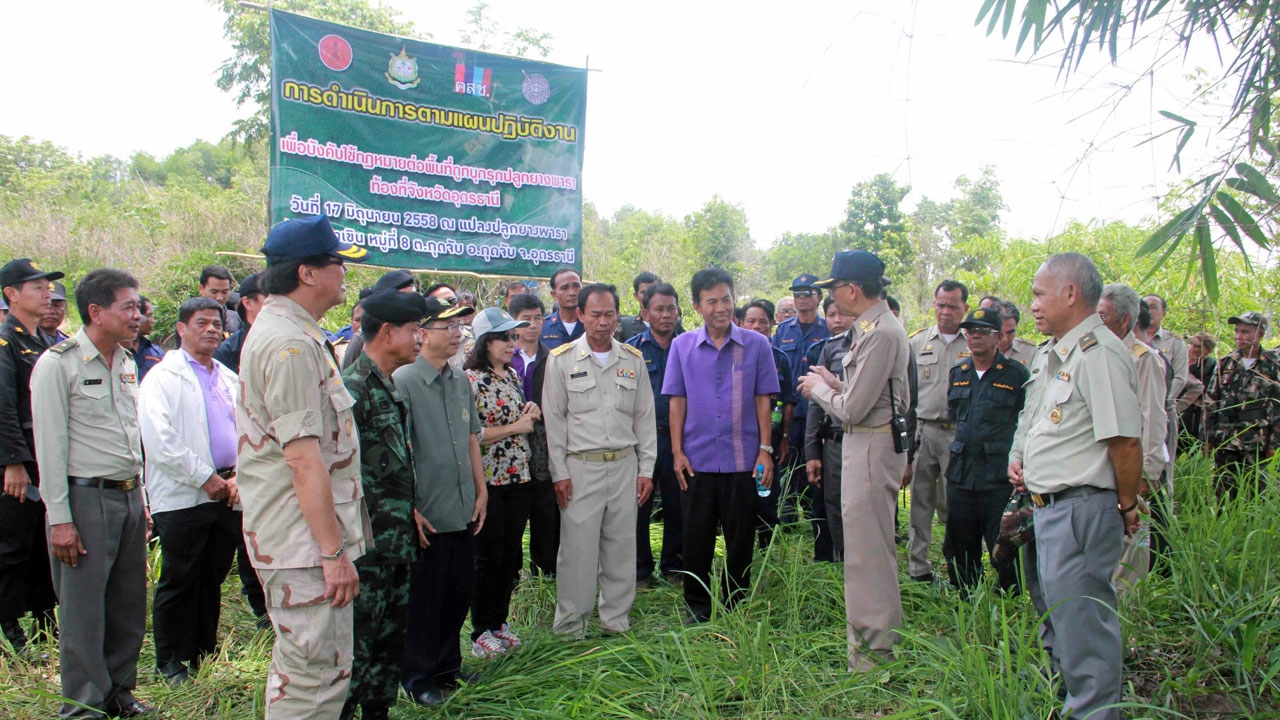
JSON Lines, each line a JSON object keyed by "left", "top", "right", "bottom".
{"left": 2, "top": 452, "right": 1275, "bottom": 718}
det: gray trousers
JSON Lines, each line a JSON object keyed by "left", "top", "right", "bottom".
{"left": 841, "top": 431, "right": 905, "bottom": 672}
{"left": 1025, "top": 488, "right": 1124, "bottom": 720}
{"left": 822, "top": 438, "right": 844, "bottom": 561}
{"left": 553, "top": 453, "right": 638, "bottom": 636}
{"left": 909, "top": 422, "right": 953, "bottom": 577}
{"left": 49, "top": 485, "right": 148, "bottom": 718}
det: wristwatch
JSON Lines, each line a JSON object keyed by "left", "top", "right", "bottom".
{"left": 1117, "top": 500, "right": 1138, "bottom": 515}
{"left": 320, "top": 538, "right": 347, "bottom": 561}
{"left": 759, "top": 444, "right": 774, "bottom": 454}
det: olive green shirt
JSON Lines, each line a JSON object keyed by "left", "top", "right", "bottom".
{"left": 1011, "top": 314, "right": 1141, "bottom": 494}
{"left": 393, "top": 355, "right": 482, "bottom": 534}
{"left": 236, "top": 295, "right": 369, "bottom": 570}
{"left": 31, "top": 328, "right": 144, "bottom": 526}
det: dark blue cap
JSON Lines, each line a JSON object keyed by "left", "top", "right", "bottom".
{"left": 959, "top": 307, "right": 1002, "bottom": 332}
{"left": 260, "top": 216, "right": 368, "bottom": 265}
{"left": 813, "top": 250, "right": 886, "bottom": 288}
{"left": 790, "top": 274, "right": 821, "bottom": 291}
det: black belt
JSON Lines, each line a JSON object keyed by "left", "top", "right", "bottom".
{"left": 69, "top": 476, "right": 139, "bottom": 491}
{"left": 656, "top": 426, "right": 670, "bottom": 433}
{"left": 922, "top": 419, "right": 955, "bottom": 431}
{"left": 1030, "top": 485, "right": 1107, "bottom": 508}
{"left": 216, "top": 467, "right": 236, "bottom": 479}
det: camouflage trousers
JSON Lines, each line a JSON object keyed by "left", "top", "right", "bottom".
{"left": 260, "top": 567, "right": 354, "bottom": 720}
{"left": 340, "top": 562, "right": 411, "bottom": 720}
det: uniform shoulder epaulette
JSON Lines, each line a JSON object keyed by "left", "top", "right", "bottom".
{"left": 0, "top": 338, "right": 6, "bottom": 347}
{"left": 909, "top": 327, "right": 927, "bottom": 339}
{"left": 621, "top": 343, "right": 643, "bottom": 358}
{"left": 49, "top": 338, "right": 78, "bottom": 354}
{"left": 551, "top": 343, "right": 574, "bottom": 357}
{"left": 1131, "top": 343, "right": 1149, "bottom": 358}
{"left": 1079, "top": 332, "right": 1099, "bottom": 353}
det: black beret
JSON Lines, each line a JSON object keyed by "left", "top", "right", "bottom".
{"left": 373, "top": 269, "right": 416, "bottom": 292}
{"left": 361, "top": 290, "right": 428, "bottom": 325}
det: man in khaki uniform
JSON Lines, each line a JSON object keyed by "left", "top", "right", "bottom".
{"left": 1143, "top": 294, "right": 1197, "bottom": 487}
{"left": 906, "top": 280, "right": 970, "bottom": 581}
{"left": 543, "top": 283, "right": 657, "bottom": 636}
{"left": 1009, "top": 253, "right": 1142, "bottom": 720}
{"left": 32, "top": 269, "right": 154, "bottom": 718}
{"left": 998, "top": 301, "right": 1038, "bottom": 367}
{"left": 237, "top": 216, "right": 372, "bottom": 720}
{"left": 1099, "top": 285, "right": 1167, "bottom": 592}
{"left": 802, "top": 250, "right": 910, "bottom": 673}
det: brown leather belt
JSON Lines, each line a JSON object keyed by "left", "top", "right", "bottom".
{"left": 69, "top": 476, "right": 139, "bottom": 491}
{"left": 843, "top": 423, "right": 890, "bottom": 434}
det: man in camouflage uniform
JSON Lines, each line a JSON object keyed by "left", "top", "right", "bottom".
{"left": 1204, "top": 311, "right": 1280, "bottom": 497}
{"left": 340, "top": 291, "right": 427, "bottom": 720}
{"left": 237, "top": 216, "right": 371, "bottom": 720}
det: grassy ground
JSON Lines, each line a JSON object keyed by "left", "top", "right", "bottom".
{"left": 2, "top": 453, "right": 1277, "bottom": 719}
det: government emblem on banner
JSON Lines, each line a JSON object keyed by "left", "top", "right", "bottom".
{"left": 385, "top": 47, "right": 420, "bottom": 89}
{"left": 455, "top": 63, "right": 492, "bottom": 97}
{"left": 522, "top": 72, "right": 550, "bottom": 105}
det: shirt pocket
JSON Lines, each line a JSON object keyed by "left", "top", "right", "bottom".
{"left": 73, "top": 381, "right": 116, "bottom": 425}
{"left": 567, "top": 375, "right": 598, "bottom": 414}
{"left": 615, "top": 374, "right": 638, "bottom": 412}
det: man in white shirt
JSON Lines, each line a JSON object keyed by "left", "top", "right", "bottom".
{"left": 138, "top": 297, "right": 242, "bottom": 686}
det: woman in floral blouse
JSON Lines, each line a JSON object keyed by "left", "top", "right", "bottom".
{"left": 464, "top": 307, "right": 540, "bottom": 659}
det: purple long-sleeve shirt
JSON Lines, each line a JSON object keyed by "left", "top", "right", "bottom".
{"left": 662, "top": 324, "right": 780, "bottom": 473}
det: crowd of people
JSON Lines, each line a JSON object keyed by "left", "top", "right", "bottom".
{"left": 1, "top": 216, "right": 1277, "bottom": 720}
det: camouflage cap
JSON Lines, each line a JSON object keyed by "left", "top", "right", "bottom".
{"left": 1228, "top": 311, "right": 1267, "bottom": 328}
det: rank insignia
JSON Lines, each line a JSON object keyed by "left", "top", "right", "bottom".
{"left": 924, "top": 344, "right": 933, "bottom": 352}
{"left": 1050, "top": 405, "right": 1062, "bottom": 424}
{"left": 923, "top": 368, "right": 931, "bottom": 379}
{"left": 120, "top": 373, "right": 136, "bottom": 385}
{"left": 1053, "top": 371, "right": 1071, "bottom": 382}
{"left": 617, "top": 368, "right": 636, "bottom": 379}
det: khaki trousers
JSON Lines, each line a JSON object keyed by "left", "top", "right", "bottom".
{"left": 841, "top": 431, "right": 906, "bottom": 672}
{"left": 909, "top": 422, "right": 953, "bottom": 577}
{"left": 553, "top": 453, "right": 638, "bottom": 636}
{"left": 260, "top": 567, "right": 354, "bottom": 720}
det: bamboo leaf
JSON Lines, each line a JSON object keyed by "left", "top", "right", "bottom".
{"left": 987, "top": 0, "right": 1006, "bottom": 35}
{"left": 1002, "top": 0, "right": 1017, "bottom": 37}
{"left": 1234, "top": 163, "right": 1280, "bottom": 203}
{"left": 1139, "top": 227, "right": 1188, "bottom": 285}
{"left": 1137, "top": 206, "right": 1196, "bottom": 256}
{"left": 1196, "top": 218, "right": 1218, "bottom": 301}
{"left": 1217, "top": 192, "right": 1270, "bottom": 248}
{"left": 1208, "top": 201, "right": 1252, "bottom": 271}
{"left": 976, "top": 0, "right": 1000, "bottom": 27}
{"left": 1158, "top": 110, "right": 1197, "bottom": 127}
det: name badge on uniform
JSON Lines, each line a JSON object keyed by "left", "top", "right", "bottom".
{"left": 83, "top": 379, "right": 103, "bottom": 386}
{"left": 617, "top": 368, "right": 635, "bottom": 379}
{"left": 570, "top": 371, "right": 588, "bottom": 379}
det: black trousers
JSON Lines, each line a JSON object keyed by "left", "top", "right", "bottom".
{"left": 151, "top": 502, "right": 240, "bottom": 670}
{"left": 942, "top": 484, "right": 1019, "bottom": 594}
{"left": 637, "top": 434, "right": 682, "bottom": 578}
{"left": 682, "top": 471, "right": 756, "bottom": 620}
{"left": 401, "top": 528, "right": 474, "bottom": 694}
{"left": 0, "top": 462, "right": 56, "bottom": 623}
{"left": 235, "top": 541, "right": 267, "bottom": 618}
{"left": 472, "top": 482, "right": 533, "bottom": 639}
{"left": 528, "top": 481, "right": 559, "bottom": 577}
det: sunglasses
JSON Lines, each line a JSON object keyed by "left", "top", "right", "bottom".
{"left": 793, "top": 289, "right": 819, "bottom": 298}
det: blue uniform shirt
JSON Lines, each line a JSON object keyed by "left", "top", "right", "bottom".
{"left": 772, "top": 315, "right": 829, "bottom": 423}
{"left": 540, "top": 311, "right": 584, "bottom": 349}
{"left": 771, "top": 347, "right": 798, "bottom": 407}
{"left": 627, "top": 328, "right": 673, "bottom": 430}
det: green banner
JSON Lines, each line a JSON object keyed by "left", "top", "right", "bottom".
{"left": 269, "top": 10, "right": 586, "bottom": 278}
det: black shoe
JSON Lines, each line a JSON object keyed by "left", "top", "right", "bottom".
{"left": 156, "top": 663, "right": 190, "bottom": 686}
{"left": 663, "top": 573, "right": 684, "bottom": 587}
{"left": 360, "top": 702, "right": 390, "bottom": 720}
{"left": 255, "top": 613, "right": 272, "bottom": 632}
{"left": 910, "top": 572, "right": 934, "bottom": 583}
{"left": 106, "top": 697, "right": 158, "bottom": 718}
{"left": 1, "top": 619, "right": 28, "bottom": 659}
{"left": 635, "top": 576, "right": 652, "bottom": 590}
{"left": 440, "top": 671, "right": 480, "bottom": 688}
{"left": 410, "top": 688, "right": 445, "bottom": 706}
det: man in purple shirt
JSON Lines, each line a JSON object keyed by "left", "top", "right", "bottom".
{"left": 663, "top": 268, "right": 779, "bottom": 623}
{"left": 137, "top": 297, "right": 243, "bottom": 685}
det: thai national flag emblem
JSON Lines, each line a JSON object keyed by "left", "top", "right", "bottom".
{"left": 454, "top": 64, "right": 492, "bottom": 97}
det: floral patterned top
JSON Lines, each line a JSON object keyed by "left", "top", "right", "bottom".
{"left": 466, "top": 367, "right": 532, "bottom": 486}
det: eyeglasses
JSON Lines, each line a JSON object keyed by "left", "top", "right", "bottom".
{"left": 793, "top": 289, "right": 819, "bottom": 298}
{"left": 968, "top": 329, "right": 998, "bottom": 337}
{"left": 421, "top": 322, "right": 464, "bottom": 332}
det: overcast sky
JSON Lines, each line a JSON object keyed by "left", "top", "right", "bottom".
{"left": 2, "top": 0, "right": 1234, "bottom": 246}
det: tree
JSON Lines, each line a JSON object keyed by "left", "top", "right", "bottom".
{"left": 977, "top": 0, "right": 1280, "bottom": 301}
{"left": 683, "top": 196, "right": 753, "bottom": 279}
{"left": 839, "top": 173, "right": 913, "bottom": 283}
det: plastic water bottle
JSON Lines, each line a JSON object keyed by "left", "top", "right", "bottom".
{"left": 755, "top": 464, "right": 770, "bottom": 497}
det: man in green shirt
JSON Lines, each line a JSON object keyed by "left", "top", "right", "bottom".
{"left": 393, "top": 296, "right": 487, "bottom": 707}
{"left": 340, "top": 290, "right": 428, "bottom": 720}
